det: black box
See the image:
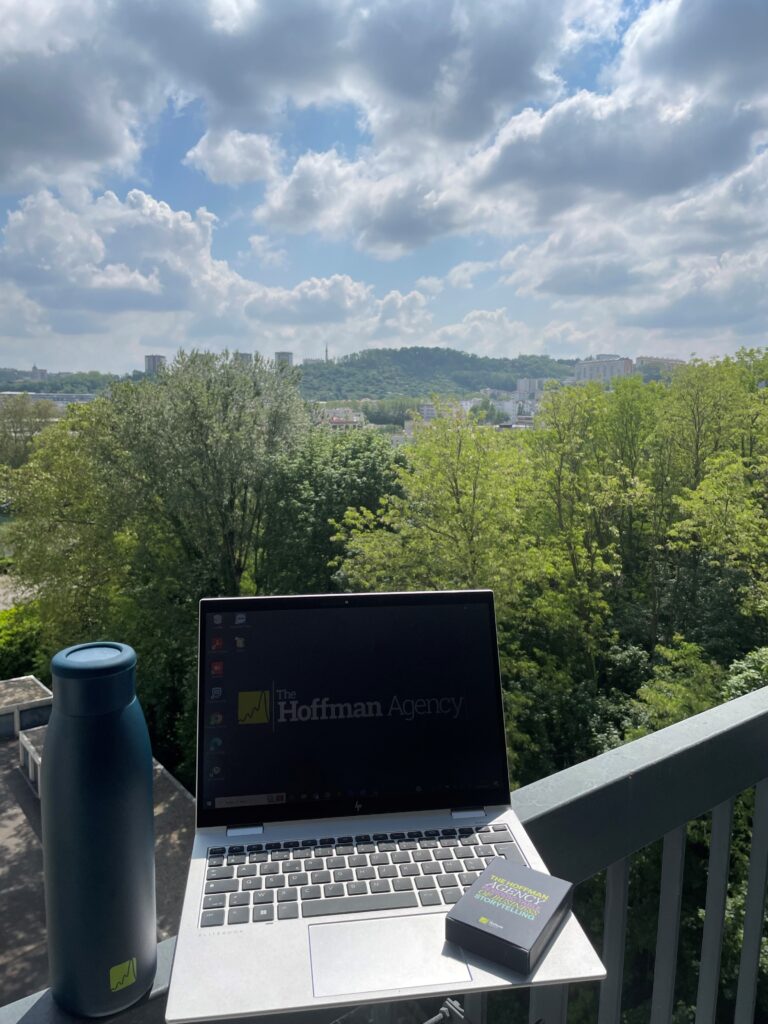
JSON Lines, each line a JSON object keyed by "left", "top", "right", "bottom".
{"left": 445, "top": 859, "right": 573, "bottom": 975}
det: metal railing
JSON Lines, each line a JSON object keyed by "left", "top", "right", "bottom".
{"left": 512, "top": 685, "right": 768, "bottom": 1024}
{"left": 3, "top": 687, "right": 767, "bottom": 1024}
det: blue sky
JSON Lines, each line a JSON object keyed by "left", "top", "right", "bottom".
{"left": 0, "top": 0, "right": 766, "bottom": 373}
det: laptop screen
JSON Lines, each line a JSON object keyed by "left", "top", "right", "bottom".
{"left": 196, "top": 590, "right": 510, "bottom": 828}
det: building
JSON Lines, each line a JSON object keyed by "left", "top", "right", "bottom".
{"left": 233, "top": 351, "right": 253, "bottom": 365}
{"left": 418, "top": 403, "right": 437, "bottom": 421}
{"left": 635, "top": 356, "right": 685, "bottom": 373}
{"left": 144, "top": 354, "right": 167, "bottom": 377}
{"left": 29, "top": 366, "right": 48, "bottom": 382}
{"left": 574, "top": 357, "right": 634, "bottom": 383}
{"left": 274, "top": 351, "right": 293, "bottom": 367}
{"left": 323, "top": 407, "right": 366, "bottom": 430}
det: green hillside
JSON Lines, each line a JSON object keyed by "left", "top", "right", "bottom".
{"left": 298, "top": 347, "right": 574, "bottom": 400}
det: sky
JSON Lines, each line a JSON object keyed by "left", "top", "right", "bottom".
{"left": 0, "top": 0, "right": 766, "bottom": 374}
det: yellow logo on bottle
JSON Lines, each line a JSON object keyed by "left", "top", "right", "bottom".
{"left": 478, "top": 917, "right": 490, "bottom": 925}
{"left": 109, "top": 958, "right": 137, "bottom": 992}
{"left": 238, "top": 691, "right": 270, "bottom": 724}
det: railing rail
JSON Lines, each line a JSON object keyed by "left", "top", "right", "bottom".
{"left": 4, "top": 687, "right": 768, "bottom": 1024}
{"left": 509, "top": 686, "right": 768, "bottom": 1024}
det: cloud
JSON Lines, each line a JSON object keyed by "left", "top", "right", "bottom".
{"left": 245, "top": 274, "right": 373, "bottom": 325}
{"left": 246, "top": 234, "right": 287, "bottom": 268}
{"left": 184, "top": 130, "right": 283, "bottom": 184}
{"left": 446, "top": 260, "right": 497, "bottom": 289}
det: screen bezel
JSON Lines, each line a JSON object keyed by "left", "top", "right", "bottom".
{"left": 195, "top": 589, "right": 510, "bottom": 828}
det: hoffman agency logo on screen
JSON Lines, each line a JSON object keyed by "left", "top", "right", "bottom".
{"left": 235, "top": 688, "right": 465, "bottom": 725}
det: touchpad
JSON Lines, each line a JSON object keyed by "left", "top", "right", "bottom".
{"left": 309, "top": 914, "right": 472, "bottom": 997}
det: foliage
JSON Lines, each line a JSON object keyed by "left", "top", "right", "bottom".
{"left": 0, "top": 394, "right": 58, "bottom": 468}
{"left": 0, "top": 602, "right": 43, "bottom": 680}
{"left": 299, "top": 347, "right": 573, "bottom": 400}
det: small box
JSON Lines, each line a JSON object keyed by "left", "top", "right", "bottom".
{"left": 445, "top": 859, "right": 573, "bottom": 975}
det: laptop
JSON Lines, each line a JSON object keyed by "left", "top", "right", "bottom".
{"left": 166, "top": 590, "right": 603, "bottom": 1023}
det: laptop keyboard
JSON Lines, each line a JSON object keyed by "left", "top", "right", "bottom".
{"left": 199, "top": 825, "right": 527, "bottom": 927}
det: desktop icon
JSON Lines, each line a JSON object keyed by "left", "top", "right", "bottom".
{"left": 208, "top": 760, "right": 225, "bottom": 781}
{"left": 210, "top": 686, "right": 223, "bottom": 701}
{"left": 207, "top": 711, "right": 224, "bottom": 727}
{"left": 211, "top": 634, "right": 224, "bottom": 652}
{"left": 213, "top": 613, "right": 223, "bottom": 626}
{"left": 234, "top": 613, "right": 246, "bottom": 626}
{"left": 208, "top": 736, "right": 224, "bottom": 752}
{"left": 211, "top": 661, "right": 224, "bottom": 677}
{"left": 234, "top": 635, "right": 246, "bottom": 650}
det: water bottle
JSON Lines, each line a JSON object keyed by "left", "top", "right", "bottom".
{"left": 41, "top": 642, "right": 157, "bottom": 1016}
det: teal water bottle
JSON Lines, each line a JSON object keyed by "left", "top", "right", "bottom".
{"left": 42, "top": 643, "right": 157, "bottom": 1016}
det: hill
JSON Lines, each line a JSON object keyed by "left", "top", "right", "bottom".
{"left": 298, "top": 347, "right": 574, "bottom": 400}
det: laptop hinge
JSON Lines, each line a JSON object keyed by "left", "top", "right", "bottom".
{"left": 226, "top": 824, "right": 264, "bottom": 837}
{"left": 451, "top": 807, "right": 487, "bottom": 820}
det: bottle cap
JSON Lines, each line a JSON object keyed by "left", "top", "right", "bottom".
{"left": 51, "top": 642, "right": 137, "bottom": 716}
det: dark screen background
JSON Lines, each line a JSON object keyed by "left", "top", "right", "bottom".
{"left": 197, "top": 592, "right": 509, "bottom": 826}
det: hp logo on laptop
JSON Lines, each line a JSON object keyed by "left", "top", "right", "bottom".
{"left": 354, "top": 801, "right": 363, "bottom": 813}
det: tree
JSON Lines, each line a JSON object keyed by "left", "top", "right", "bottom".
{"left": 0, "top": 394, "right": 58, "bottom": 468}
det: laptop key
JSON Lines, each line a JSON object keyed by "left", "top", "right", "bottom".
{"left": 288, "top": 873, "right": 308, "bottom": 886}
{"left": 372, "top": 833, "right": 389, "bottom": 842}
{"left": 305, "top": 858, "right": 324, "bottom": 871}
{"left": 370, "top": 853, "right": 389, "bottom": 865}
{"left": 419, "top": 839, "right": 438, "bottom": 849}
{"left": 265, "top": 875, "right": 285, "bottom": 888}
{"left": 261, "top": 863, "right": 280, "bottom": 875}
{"left": 249, "top": 852, "right": 268, "bottom": 863}
{"left": 434, "top": 850, "right": 452, "bottom": 861}
{"left": 252, "top": 891, "right": 274, "bottom": 905}
{"left": 311, "top": 870, "right": 331, "bottom": 884}
{"left": 205, "top": 880, "right": 238, "bottom": 894}
{"left": 391, "top": 852, "right": 410, "bottom": 864}
{"left": 237, "top": 865, "right": 258, "bottom": 877}
{"left": 438, "top": 874, "right": 458, "bottom": 888}
{"left": 316, "top": 847, "right": 333, "bottom": 857}
{"left": 284, "top": 860, "right": 301, "bottom": 873}
{"left": 442, "top": 888, "right": 462, "bottom": 905}
{"left": 227, "top": 855, "right": 246, "bottom": 865}
{"left": 227, "top": 845, "right": 245, "bottom": 854}
{"left": 443, "top": 861, "right": 462, "bottom": 873}
{"left": 338, "top": 836, "right": 354, "bottom": 845}
{"left": 370, "top": 879, "right": 391, "bottom": 893}
{"left": 492, "top": 833, "right": 514, "bottom": 843}
{"left": 349, "top": 855, "right": 368, "bottom": 867}
{"left": 407, "top": 831, "right": 423, "bottom": 839}
{"left": 460, "top": 836, "right": 479, "bottom": 846}
{"left": 415, "top": 877, "right": 436, "bottom": 889}
{"left": 301, "top": 838, "right": 318, "bottom": 847}
{"left": 334, "top": 869, "right": 354, "bottom": 882}
{"left": 300, "top": 885, "right": 322, "bottom": 900}
{"left": 459, "top": 872, "right": 479, "bottom": 885}
{"left": 465, "top": 859, "right": 485, "bottom": 872}
{"left": 424, "top": 830, "right": 440, "bottom": 837}
{"left": 277, "top": 888, "right": 298, "bottom": 902}
{"left": 209, "top": 846, "right": 226, "bottom": 856}
{"left": 302, "top": 892, "right": 418, "bottom": 918}
{"left": 496, "top": 845, "right": 526, "bottom": 864}
{"left": 377, "top": 866, "right": 397, "bottom": 879}
{"left": 242, "top": 877, "right": 263, "bottom": 891}
{"left": 377, "top": 842, "right": 396, "bottom": 852}
{"left": 398, "top": 841, "right": 417, "bottom": 851}
{"left": 203, "top": 894, "right": 226, "bottom": 909}
{"left": 458, "top": 827, "right": 475, "bottom": 836}
{"left": 207, "top": 866, "right": 234, "bottom": 880}
{"left": 420, "top": 891, "right": 441, "bottom": 907}
{"left": 476, "top": 846, "right": 495, "bottom": 857}
{"left": 389, "top": 833, "right": 405, "bottom": 841}
{"left": 335, "top": 845, "right": 355, "bottom": 856}
{"left": 347, "top": 882, "right": 368, "bottom": 896}
{"left": 319, "top": 837, "right": 335, "bottom": 845}
{"left": 207, "top": 856, "right": 224, "bottom": 867}
{"left": 413, "top": 850, "right": 432, "bottom": 862}
{"left": 422, "top": 863, "right": 442, "bottom": 875}
{"left": 440, "top": 838, "right": 459, "bottom": 848}
{"left": 230, "top": 892, "right": 250, "bottom": 906}
{"left": 478, "top": 826, "right": 492, "bottom": 833}
{"left": 271, "top": 851, "right": 289, "bottom": 861}
{"left": 247, "top": 843, "right": 264, "bottom": 852}
{"left": 327, "top": 857, "right": 346, "bottom": 869}
{"left": 356, "top": 867, "right": 375, "bottom": 880}
{"left": 492, "top": 824, "right": 509, "bottom": 831}
{"left": 324, "top": 883, "right": 345, "bottom": 898}
{"left": 283, "top": 841, "right": 300, "bottom": 850}
{"left": 278, "top": 904, "right": 299, "bottom": 920}
{"left": 440, "top": 829, "right": 457, "bottom": 837}
{"left": 253, "top": 906, "right": 274, "bottom": 922}
{"left": 400, "top": 864, "right": 419, "bottom": 877}
{"left": 201, "top": 910, "right": 225, "bottom": 927}
{"left": 266, "top": 842, "right": 282, "bottom": 850}
{"left": 393, "top": 878, "right": 413, "bottom": 891}
{"left": 355, "top": 834, "right": 371, "bottom": 843}
{"left": 357, "top": 843, "right": 375, "bottom": 854}
{"left": 456, "top": 848, "right": 472, "bottom": 859}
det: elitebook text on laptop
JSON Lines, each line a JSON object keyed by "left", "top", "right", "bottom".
{"left": 166, "top": 590, "right": 603, "bottom": 1023}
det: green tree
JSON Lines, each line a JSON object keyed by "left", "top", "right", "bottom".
{"left": 0, "top": 394, "right": 58, "bottom": 468}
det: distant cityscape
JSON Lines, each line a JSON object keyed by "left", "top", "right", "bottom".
{"left": 0, "top": 351, "right": 689, "bottom": 439}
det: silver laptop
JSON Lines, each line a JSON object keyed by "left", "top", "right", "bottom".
{"left": 166, "top": 590, "right": 603, "bottom": 1023}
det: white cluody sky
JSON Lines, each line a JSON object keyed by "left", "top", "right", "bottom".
{"left": 0, "top": 0, "right": 767, "bottom": 372}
